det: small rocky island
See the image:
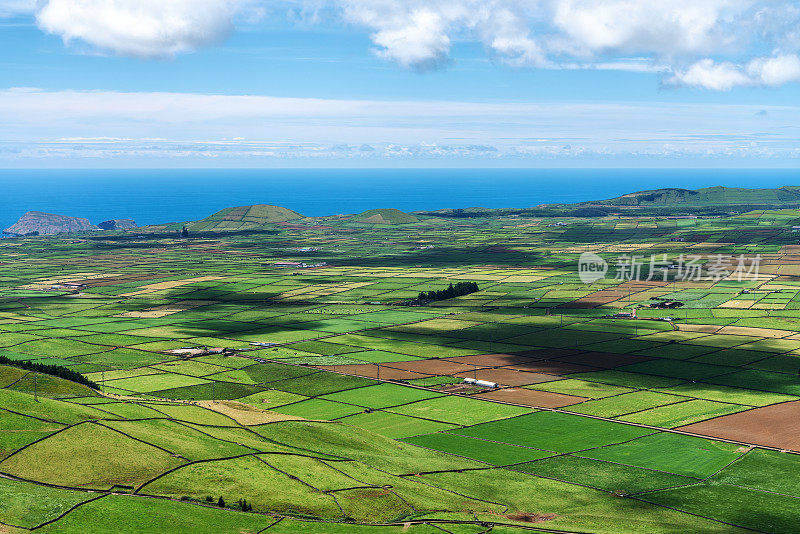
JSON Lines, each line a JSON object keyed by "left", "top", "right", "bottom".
{"left": 98, "top": 219, "right": 137, "bottom": 230}
{"left": 3, "top": 211, "right": 97, "bottom": 236}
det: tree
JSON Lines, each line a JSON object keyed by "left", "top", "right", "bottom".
{"left": 418, "top": 281, "right": 479, "bottom": 301}
{"left": 180, "top": 226, "right": 189, "bottom": 238}
{"left": 217, "top": 496, "right": 225, "bottom": 508}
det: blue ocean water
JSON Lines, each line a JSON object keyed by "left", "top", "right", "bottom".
{"left": 1, "top": 168, "right": 799, "bottom": 231}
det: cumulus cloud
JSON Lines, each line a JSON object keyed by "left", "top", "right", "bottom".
{"left": 339, "top": 1, "right": 546, "bottom": 69}
{"left": 668, "top": 54, "right": 800, "bottom": 90}
{"left": 22, "top": 0, "right": 800, "bottom": 89}
{"left": 333, "top": 0, "right": 800, "bottom": 88}
{"left": 36, "top": 0, "right": 241, "bottom": 58}
{"left": 549, "top": 0, "right": 746, "bottom": 57}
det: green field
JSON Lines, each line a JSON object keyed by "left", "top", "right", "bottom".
{"left": 2, "top": 201, "right": 800, "bottom": 531}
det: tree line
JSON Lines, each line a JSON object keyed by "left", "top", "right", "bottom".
{"left": 418, "top": 281, "right": 479, "bottom": 301}
{"left": 0, "top": 355, "right": 100, "bottom": 390}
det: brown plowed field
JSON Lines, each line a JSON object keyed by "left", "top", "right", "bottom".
{"left": 678, "top": 401, "right": 800, "bottom": 451}
{"left": 475, "top": 387, "right": 585, "bottom": 408}
{"left": 381, "top": 359, "right": 478, "bottom": 375}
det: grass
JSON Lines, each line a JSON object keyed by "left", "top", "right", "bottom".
{"left": 7, "top": 206, "right": 800, "bottom": 532}
{"left": 567, "top": 391, "right": 685, "bottom": 418}
{"left": 524, "top": 378, "right": 635, "bottom": 399}
{"left": 267, "top": 372, "right": 378, "bottom": 396}
{"left": 404, "top": 432, "right": 555, "bottom": 465}
{"left": 510, "top": 454, "right": 698, "bottom": 493}
{"left": 616, "top": 399, "right": 750, "bottom": 427}
{"left": 450, "top": 411, "right": 653, "bottom": 453}
{"left": 579, "top": 432, "right": 744, "bottom": 478}
{"left": 36, "top": 494, "right": 277, "bottom": 534}
{"left": 273, "top": 398, "right": 366, "bottom": 420}
{"left": 140, "top": 454, "right": 343, "bottom": 519}
{"left": 0, "top": 422, "right": 186, "bottom": 489}
{"left": 640, "top": 482, "right": 800, "bottom": 534}
{"left": 419, "top": 469, "right": 738, "bottom": 534}
{"left": 102, "top": 419, "right": 254, "bottom": 460}
{"left": 338, "top": 411, "right": 457, "bottom": 439}
{"left": 0, "top": 477, "right": 95, "bottom": 529}
{"left": 387, "top": 395, "right": 530, "bottom": 426}
{"left": 319, "top": 383, "right": 442, "bottom": 409}
{"left": 140, "top": 403, "right": 238, "bottom": 426}
{"left": 654, "top": 382, "right": 797, "bottom": 406}
{"left": 710, "top": 448, "right": 800, "bottom": 497}
{"left": 102, "top": 372, "right": 210, "bottom": 393}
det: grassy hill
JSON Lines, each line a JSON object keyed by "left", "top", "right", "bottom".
{"left": 420, "top": 186, "right": 800, "bottom": 219}
{"left": 586, "top": 186, "right": 800, "bottom": 208}
{"left": 351, "top": 208, "right": 419, "bottom": 225}
{"left": 186, "top": 205, "right": 303, "bottom": 232}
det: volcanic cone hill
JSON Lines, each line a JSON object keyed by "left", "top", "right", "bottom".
{"left": 350, "top": 208, "right": 419, "bottom": 225}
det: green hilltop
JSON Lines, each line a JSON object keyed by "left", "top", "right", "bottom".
{"left": 419, "top": 186, "right": 800, "bottom": 219}
{"left": 350, "top": 208, "right": 419, "bottom": 225}
{"left": 587, "top": 186, "right": 800, "bottom": 208}
{"left": 186, "top": 205, "right": 303, "bottom": 232}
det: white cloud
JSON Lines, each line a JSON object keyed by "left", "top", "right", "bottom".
{"left": 666, "top": 58, "right": 751, "bottom": 91}
{"left": 549, "top": 0, "right": 746, "bottom": 57}
{"left": 20, "top": 0, "right": 800, "bottom": 89}
{"left": 747, "top": 54, "right": 800, "bottom": 86}
{"left": 668, "top": 54, "right": 800, "bottom": 90}
{"left": 36, "top": 0, "right": 241, "bottom": 58}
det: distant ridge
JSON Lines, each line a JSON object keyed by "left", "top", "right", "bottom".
{"left": 187, "top": 204, "right": 303, "bottom": 232}
{"left": 351, "top": 208, "right": 419, "bottom": 225}
{"left": 419, "top": 185, "right": 800, "bottom": 218}
{"left": 3, "top": 211, "right": 97, "bottom": 236}
{"left": 582, "top": 186, "right": 800, "bottom": 207}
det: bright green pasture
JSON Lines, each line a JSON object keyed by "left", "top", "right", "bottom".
{"left": 36, "top": 494, "right": 277, "bottom": 534}
{"left": 579, "top": 432, "right": 744, "bottom": 478}
{"left": 387, "top": 395, "right": 530, "bottom": 425}
{"left": 0, "top": 422, "right": 185, "bottom": 489}
{"left": 320, "top": 383, "right": 441, "bottom": 409}
{"left": 339, "top": 411, "right": 456, "bottom": 438}
{"left": 404, "top": 432, "right": 554, "bottom": 465}
{"left": 450, "top": 412, "right": 653, "bottom": 453}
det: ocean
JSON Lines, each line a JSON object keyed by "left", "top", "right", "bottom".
{"left": 2, "top": 168, "right": 799, "bottom": 231}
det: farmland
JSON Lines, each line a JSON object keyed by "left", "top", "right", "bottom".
{"left": 2, "top": 204, "right": 800, "bottom": 532}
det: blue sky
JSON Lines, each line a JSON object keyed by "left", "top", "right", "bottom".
{"left": 1, "top": 0, "right": 800, "bottom": 167}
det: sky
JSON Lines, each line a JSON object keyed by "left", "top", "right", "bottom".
{"left": 1, "top": 0, "right": 800, "bottom": 168}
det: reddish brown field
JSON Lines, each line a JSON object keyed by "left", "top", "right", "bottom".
{"left": 678, "top": 401, "right": 800, "bottom": 451}
{"left": 475, "top": 387, "right": 585, "bottom": 408}
{"left": 382, "top": 359, "right": 478, "bottom": 375}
